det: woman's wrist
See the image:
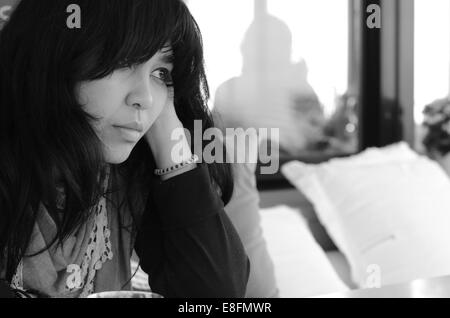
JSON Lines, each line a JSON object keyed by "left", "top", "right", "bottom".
{"left": 146, "top": 116, "right": 193, "bottom": 171}
{"left": 159, "top": 163, "right": 197, "bottom": 181}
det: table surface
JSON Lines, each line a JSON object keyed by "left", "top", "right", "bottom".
{"left": 318, "top": 275, "right": 450, "bottom": 298}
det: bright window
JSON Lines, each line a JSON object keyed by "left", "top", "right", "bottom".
{"left": 414, "top": 0, "right": 450, "bottom": 124}
{"left": 188, "top": 0, "right": 354, "bottom": 156}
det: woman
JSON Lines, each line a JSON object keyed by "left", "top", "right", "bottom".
{"left": 0, "top": 0, "right": 249, "bottom": 298}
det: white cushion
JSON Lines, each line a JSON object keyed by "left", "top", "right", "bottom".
{"left": 259, "top": 205, "right": 349, "bottom": 297}
{"left": 328, "top": 142, "right": 419, "bottom": 166}
{"left": 282, "top": 143, "right": 450, "bottom": 288}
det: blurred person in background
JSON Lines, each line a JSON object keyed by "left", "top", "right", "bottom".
{"left": 213, "top": 13, "right": 327, "bottom": 157}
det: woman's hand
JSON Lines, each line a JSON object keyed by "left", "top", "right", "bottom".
{"left": 145, "top": 90, "right": 195, "bottom": 180}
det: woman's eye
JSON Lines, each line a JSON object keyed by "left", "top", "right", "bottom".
{"left": 151, "top": 68, "right": 173, "bottom": 86}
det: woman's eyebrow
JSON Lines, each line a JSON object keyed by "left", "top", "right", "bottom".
{"left": 159, "top": 51, "right": 174, "bottom": 64}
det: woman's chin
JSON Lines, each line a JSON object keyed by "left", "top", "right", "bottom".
{"left": 103, "top": 145, "right": 135, "bottom": 164}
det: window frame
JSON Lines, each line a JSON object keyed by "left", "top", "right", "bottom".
{"left": 256, "top": 0, "right": 415, "bottom": 191}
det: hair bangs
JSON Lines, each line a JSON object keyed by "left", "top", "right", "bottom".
{"left": 83, "top": 0, "right": 182, "bottom": 80}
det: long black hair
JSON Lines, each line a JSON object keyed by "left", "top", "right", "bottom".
{"left": 0, "top": 0, "right": 233, "bottom": 281}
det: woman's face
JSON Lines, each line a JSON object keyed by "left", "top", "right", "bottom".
{"left": 77, "top": 49, "right": 174, "bottom": 164}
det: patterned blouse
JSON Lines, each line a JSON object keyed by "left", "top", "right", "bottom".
{"left": 9, "top": 167, "right": 137, "bottom": 298}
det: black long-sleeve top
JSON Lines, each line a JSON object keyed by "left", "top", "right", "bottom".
{"left": 135, "top": 163, "right": 250, "bottom": 297}
{"left": 0, "top": 164, "right": 250, "bottom": 298}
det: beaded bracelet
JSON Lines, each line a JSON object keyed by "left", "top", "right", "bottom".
{"left": 154, "top": 154, "right": 200, "bottom": 176}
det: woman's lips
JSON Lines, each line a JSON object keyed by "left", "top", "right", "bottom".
{"left": 113, "top": 122, "right": 144, "bottom": 142}
{"left": 115, "top": 122, "right": 144, "bottom": 132}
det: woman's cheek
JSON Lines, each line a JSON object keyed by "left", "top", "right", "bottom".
{"left": 151, "top": 83, "right": 171, "bottom": 116}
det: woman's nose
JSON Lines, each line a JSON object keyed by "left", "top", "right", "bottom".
{"left": 125, "top": 79, "right": 154, "bottom": 110}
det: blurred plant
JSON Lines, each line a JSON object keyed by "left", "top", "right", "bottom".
{"left": 422, "top": 98, "right": 450, "bottom": 157}
{"left": 291, "top": 94, "right": 328, "bottom": 151}
{"left": 323, "top": 93, "right": 359, "bottom": 153}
